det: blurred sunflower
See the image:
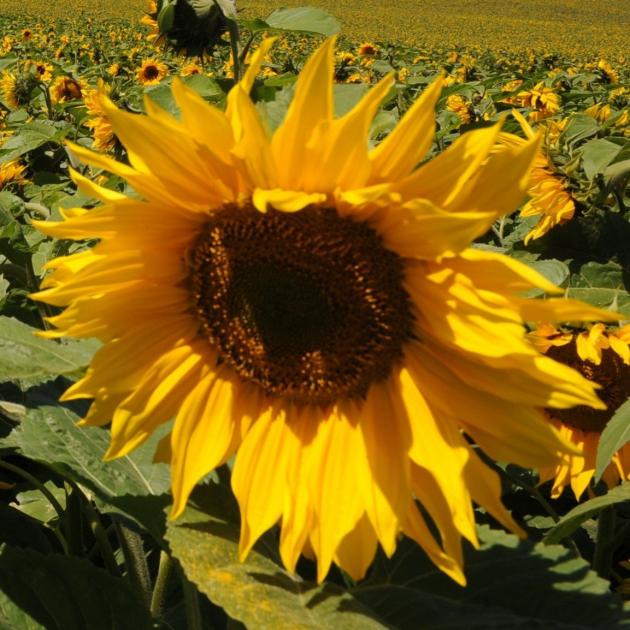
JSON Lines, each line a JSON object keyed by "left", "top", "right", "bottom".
{"left": 50, "top": 75, "right": 83, "bottom": 104}
{"left": 0, "top": 160, "right": 27, "bottom": 189}
{"left": 180, "top": 62, "right": 203, "bottom": 77}
{"left": 357, "top": 41, "right": 378, "bottom": 56}
{"left": 446, "top": 94, "right": 473, "bottom": 125}
{"left": 597, "top": 59, "right": 619, "bottom": 84}
{"left": 515, "top": 81, "right": 560, "bottom": 122}
{"left": 30, "top": 60, "right": 53, "bottom": 82}
{"left": 531, "top": 323, "right": 630, "bottom": 498}
{"left": 0, "top": 72, "right": 19, "bottom": 108}
{"left": 499, "top": 110, "right": 575, "bottom": 243}
{"left": 83, "top": 81, "right": 115, "bottom": 151}
{"left": 33, "top": 39, "right": 614, "bottom": 585}
{"left": 136, "top": 58, "right": 168, "bottom": 85}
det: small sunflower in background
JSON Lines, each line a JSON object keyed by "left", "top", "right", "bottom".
{"left": 0, "top": 160, "right": 27, "bottom": 190}
{"left": 136, "top": 58, "right": 168, "bottom": 85}
{"left": 357, "top": 41, "right": 379, "bottom": 57}
{"left": 33, "top": 39, "right": 616, "bottom": 585}
{"left": 83, "top": 81, "right": 115, "bottom": 151}
{"left": 515, "top": 81, "right": 561, "bottom": 122}
{"left": 29, "top": 60, "right": 54, "bottom": 82}
{"left": 531, "top": 323, "right": 630, "bottom": 498}
{"left": 50, "top": 75, "right": 83, "bottom": 104}
{"left": 499, "top": 110, "right": 575, "bottom": 243}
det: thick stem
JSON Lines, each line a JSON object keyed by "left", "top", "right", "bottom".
{"left": 226, "top": 19, "right": 241, "bottom": 83}
{"left": 180, "top": 567, "right": 203, "bottom": 630}
{"left": 593, "top": 506, "right": 616, "bottom": 579}
{"left": 150, "top": 551, "right": 174, "bottom": 618}
{"left": 115, "top": 520, "right": 152, "bottom": 609}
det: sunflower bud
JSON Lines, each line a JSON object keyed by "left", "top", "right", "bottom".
{"left": 152, "top": 0, "right": 236, "bottom": 57}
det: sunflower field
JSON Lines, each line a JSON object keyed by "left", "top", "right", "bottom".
{"left": 0, "top": 0, "right": 629, "bottom": 628}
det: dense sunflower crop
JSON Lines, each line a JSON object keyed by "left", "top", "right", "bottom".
{"left": 0, "top": 1, "right": 629, "bottom": 628}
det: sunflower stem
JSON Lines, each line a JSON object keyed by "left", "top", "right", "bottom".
{"left": 115, "top": 520, "right": 152, "bottom": 609}
{"left": 150, "top": 550, "right": 174, "bottom": 618}
{"left": 180, "top": 566, "right": 203, "bottom": 630}
{"left": 226, "top": 19, "right": 242, "bottom": 84}
{"left": 593, "top": 506, "right": 616, "bottom": 579}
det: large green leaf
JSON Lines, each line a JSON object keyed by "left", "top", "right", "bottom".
{"left": 0, "top": 546, "right": 153, "bottom": 630}
{"left": 166, "top": 484, "right": 386, "bottom": 629}
{"left": 0, "top": 120, "right": 72, "bottom": 163}
{"left": 167, "top": 486, "right": 630, "bottom": 629}
{"left": 595, "top": 398, "right": 630, "bottom": 482}
{"left": 581, "top": 138, "right": 622, "bottom": 180}
{"left": 262, "top": 7, "right": 341, "bottom": 36}
{"left": 354, "top": 525, "right": 630, "bottom": 629}
{"left": 0, "top": 317, "right": 100, "bottom": 387}
{"left": 3, "top": 405, "right": 170, "bottom": 541}
{"left": 544, "top": 482, "right": 630, "bottom": 545}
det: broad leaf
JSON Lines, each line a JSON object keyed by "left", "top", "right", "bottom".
{"left": 0, "top": 317, "right": 100, "bottom": 387}
{"left": 355, "top": 525, "right": 630, "bottom": 629}
{"left": 265, "top": 7, "right": 341, "bottom": 36}
{"left": 166, "top": 484, "right": 386, "bottom": 629}
{"left": 544, "top": 482, "right": 630, "bottom": 544}
{"left": 580, "top": 138, "right": 622, "bottom": 180}
{"left": 0, "top": 546, "right": 153, "bottom": 630}
{"left": 0, "top": 121, "right": 72, "bottom": 163}
{"left": 3, "top": 405, "right": 170, "bottom": 540}
{"left": 595, "top": 398, "right": 630, "bottom": 482}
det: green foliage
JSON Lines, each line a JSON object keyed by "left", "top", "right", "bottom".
{"left": 0, "top": 546, "right": 154, "bottom": 630}
{"left": 595, "top": 399, "right": 630, "bottom": 482}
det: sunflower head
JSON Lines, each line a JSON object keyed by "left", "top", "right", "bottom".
{"left": 51, "top": 76, "right": 83, "bottom": 104}
{"left": 136, "top": 58, "right": 169, "bottom": 85}
{"left": 532, "top": 323, "right": 630, "bottom": 498}
{"left": 32, "top": 39, "right": 618, "bottom": 585}
{"left": 0, "top": 71, "right": 37, "bottom": 109}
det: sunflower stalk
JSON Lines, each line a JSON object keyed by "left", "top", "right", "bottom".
{"left": 150, "top": 550, "right": 175, "bottom": 618}
{"left": 593, "top": 506, "right": 616, "bottom": 579}
{"left": 114, "top": 520, "right": 152, "bottom": 609}
{"left": 226, "top": 17, "right": 241, "bottom": 83}
{"left": 180, "top": 566, "right": 203, "bottom": 630}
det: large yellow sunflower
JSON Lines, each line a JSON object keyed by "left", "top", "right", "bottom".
{"left": 32, "top": 39, "right": 614, "bottom": 585}
{"left": 532, "top": 323, "right": 630, "bottom": 498}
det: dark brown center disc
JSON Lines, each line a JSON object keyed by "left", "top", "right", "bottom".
{"left": 189, "top": 204, "right": 413, "bottom": 404}
{"left": 545, "top": 340, "right": 630, "bottom": 432}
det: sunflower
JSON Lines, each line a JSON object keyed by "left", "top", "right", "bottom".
{"left": 446, "top": 94, "right": 473, "bottom": 125}
{"left": 0, "top": 160, "right": 27, "bottom": 189}
{"left": 0, "top": 72, "right": 19, "bottom": 109}
{"left": 357, "top": 42, "right": 378, "bottom": 57}
{"left": 531, "top": 324, "right": 630, "bottom": 499}
{"left": 515, "top": 81, "right": 561, "bottom": 122}
{"left": 499, "top": 110, "right": 575, "bottom": 243}
{"left": 50, "top": 75, "right": 83, "bottom": 104}
{"left": 83, "top": 81, "right": 115, "bottom": 152}
{"left": 33, "top": 39, "right": 614, "bottom": 585}
{"left": 30, "top": 61, "right": 53, "bottom": 83}
{"left": 136, "top": 58, "right": 168, "bottom": 86}
{"left": 180, "top": 62, "right": 203, "bottom": 77}
{"left": 597, "top": 59, "right": 619, "bottom": 85}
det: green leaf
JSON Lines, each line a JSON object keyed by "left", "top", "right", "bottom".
{"left": 3, "top": 405, "right": 170, "bottom": 541}
{"left": 0, "top": 120, "right": 72, "bottom": 163}
{"left": 563, "top": 114, "right": 599, "bottom": 145}
{"left": 581, "top": 138, "right": 622, "bottom": 180}
{"left": 166, "top": 485, "right": 386, "bottom": 629}
{"left": 0, "top": 317, "right": 100, "bottom": 387}
{"left": 595, "top": 398, "right": 630, "bottom": 482}
{"left": 544, "top": 482, "right": 630, "bottom": 544}
{"left": 355, "top": 525, "right": 630, "bottom": 629}
{"left": 265, "top": 7, "right": 341, "bottom": 36}
{"left": 0, "top": 546, "right": 153, "bottom": 630}
{"left": 523, "top": 259, "right": 570, "bottom": 297}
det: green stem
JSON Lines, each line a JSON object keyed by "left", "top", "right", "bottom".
{"left": 593, "top": 506, "right": 616, "bottom": 579}
{"left": 115, "top": 520, "right": 152, "bottom": 609}
{"left": 64, "top": 482, "right": 85, "bottom": 555}
{"left": 150, "top": 551, "right": 174, "bottom": 618}
{"left": 180, "top": 567, "right": 203, "bottom": 630}
{"left": 226, "top": 19, "right": 241, "bottom": 83}
{"left": 239, "top": 32, "right": 256, "bottom": 66}
{"left": 75, "top": 486, "right": 120, "bottom": 577}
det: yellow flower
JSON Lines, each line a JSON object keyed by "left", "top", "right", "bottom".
{"left": 108, "top": 63, "right": 121, "bottom": 77}
{"left": 83, "top": 81, "right": 115, "bottom": 152}
{"left": 181, "top": 62, "right": 203, "bottom": 77}
{"left": 21, "top": 29, "right": 32, "bottom": 41}
{"left": 50, "top": 76, "right": 83, "bottom": 104}
{"left": 0, "top": 160, "right": 27, "bottom": 189}
{"left": 585, "top": 102, "right": 612, "bottom": 122}
{"left": 0, "top": 72, "right": 19, "bottom": 109}
{"left": 446, "top": 94, "right": 473, "bottom": 125}
{"left": 31, "top": 61, "right": 54, "bottom": 83}
{"left": 136, "top": 58, "right": 168, "bottom": 86}
{"left": 532, "top": 324, "right": 630, "bottom": 499}
{"left": 516, "top": 81, "right": 561, "bottom": 121}
{"left": 501, "top": 79, "right": 524, "bottom": 92}
{"left": 597, "top": 59, "right": 619, "bottom": 84}
{"left": 33, "top": 39, "right": 613, "bottom": 586}
{"left": 499, "top": 111, "right": 575, "bottom": 243}
{"left": 357, "top": 42, "right": 378, "bottom": 57}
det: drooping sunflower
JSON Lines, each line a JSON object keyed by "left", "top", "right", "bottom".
{"left": 136, "top": 58, "right": 168, "bottom": 86}
{"left": 50, "top": 75, "right": 83, "bottom": 104}
{"left": 0, "top": 160, "right": 27, "bottom": 189}
{"left": 531, "top": 323, "right": 630, "bottom": 498}
{"left": 83, "top": 81, "right": 115, "bottom": 152}
{"left": 499, "top": 110, "right": 575, "bottom": 243}
{"left": 33, "top": 39, "right": 615, "bottom": 585}
{"left": 515, "top": 81, "right": 561, "bottom": 122}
